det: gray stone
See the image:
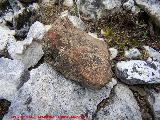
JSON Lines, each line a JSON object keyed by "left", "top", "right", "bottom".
{"left": 116, "top": 60, "right": 160, "bottom": 85}
{"left": 10, "top": 2, "right": 40, "bottom": 38}
{"left": 0, "top": 18, "right": 6, "bottom": 26}
{"left": 3, "top": 11, "right": 14, "bottom": 23}
{"left": 3, "top": 63, "right": 117, "bottom": 120}
{"left": 125, "top": 48, "right": 141, "bottom": 59}
{"left": 135, "top": 0, "right": 160, "bottom": 28}
{"left": 27, "top": 3, "right": 39, "bottom": 12}
{"left": 76, "top": 0, "right": 123, "bottom": 19}
{"left": 68, "top": 15, "right": 86, "bottom": 31}
{"left": 0, "top": 26, "right": 15, "bottom": 55}
{"left": 0, "top": 57, "right": 26, "bottom": 101}
{"left": 8, "top": 39, "right": 44, "bottom": 69}
{"left": 96, "top": 84, "right": 142, "bottom": 120}
{"left": 26, "top": 21, "right": 46, "bottom": 40}
{"left": 109, "top": 47, "right": 118, "bottom": 60}
{"left": 8, "top": 0, "right": 23, "bottom": 12}
{"left": 60, "top": 10, "right": 86, "bottom": 31}
{"left": 63, "top": 0, "right": 74, "bottom": 7}
{"left": 144, "top": 46, "right": 160, "bottom": 63}
{"left": 102, "top": 0, "right": 122, "bottom": 10}
{"left": 41, "top": 0, "right": 56, "bottom": 4}
{"left": 123, "top": 0, "right": 136, "bottom": 12}
{"left": 78, "top": 0, "right": 104, "bottom": 19}
{"left": 146, "top": 89, "right": 160, "bottom": 120}
{"left": 7, "top": 21, "right": 48, "bottom": 69}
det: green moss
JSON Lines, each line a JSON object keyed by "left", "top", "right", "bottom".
{"left": 143, "top": 31, "right": 149, "bottom": 38}
{"left": 70, "top": 3, "right": 79, "bottom": 16}
{"left": 102, "top": 27, "right": 144, "bottom": 59}
{"left": 139, "top": 49, "right": 149, "bottom": 60}
{"left": 103, "top": 27, "right": 113, "bottom": 37}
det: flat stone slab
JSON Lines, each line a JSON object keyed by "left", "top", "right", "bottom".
{"left": 3, "top": 63, "right": 117, "bottom": 120}
{"left": 0, "top": 57, "right": 26, "bottom": 101}
{"left": 135, "top": 0, "right": 160, "bottom": 28}
{"left": 96, "top": 84, "right": 142, "bottom": 120}
{"left": 116, "top": 60, "right": 160, "bottom": 85}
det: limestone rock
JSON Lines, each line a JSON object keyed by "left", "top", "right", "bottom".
{"left": 3, "top": 11, "right": 14, "bottom": 23}
{"left": 146, "top": 89, "right": 160, "bottom": 120}
{"left": 144, "top": 46, "right": 160, "bottom": 63}
{"left": 41, "top": 0, "right": 56, "bottom": 4}
{"left": 135, "top": 0, "right": 160, "bottom": 28}
{"left": 3, "top": 63, "right": 117, "bottom": 120}
{"left": 109, "top": 47, "right": 118, "bottom": 60}
{"left": 96, "top": 84, "right": 142, "bottom": 120}
{"left": 125, "top": 48, "right": 141, "bottom": 59}
{"left": 0, "top": 58, "right": 26, "bottom": 101}
{"left": 68, "top": 15, "right": 86, "bottom": 31}
{"left": 102, "top": 0, "right": 122, "bottom": 10}
{"left": 0, "top": 26, "right": 15, "bottom": 55}
{"left": 123, "top": 0, "right": 136, "bottom": 12}
{"left": 78, "top": 0, "right": 104, "bottom": 19}
{"left": 78, "top": 0, "right": 122, "bottom": 19}
{"left": 7, "top": 21, "right": 48, "bottom": 69}
{"left": 44, "top": 17, "right": 112, "bottom": 89}
{"left": 63, "top": 0, "right": 74, "bottom": 7}
{"left": 116, "top": 60, "right": 160, "bottom": 85}
{"left": 8, "top": 39, "right": 44, "bottom": 69}
{"left": 26, "top": 21, "right": 46, "bottom": 40}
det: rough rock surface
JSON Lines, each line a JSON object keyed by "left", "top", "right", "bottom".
{"left": 102, "top": 0, "right": 122, "bottom": 10}
{"left": 96, "top": 84, "right": 142, "bottom": 120}
{"left": 144, "top": 46, "right": 160, "bottom": 63}
{"left": 26, "top": 21, "right": 47, "bottom": 40}
{"left": 8, "top": 39, "right": 44, "bottom": 69}
{"left": 0, "top": 26, "right": 15, "bottom": 55}
{"left": 63, "top": 0, "right": 74, "bottom": 7}
{"left": 116, "top": 60, "right": 160, "bottom": 85}
{"left": 3, "top": 11, "right": 14, "bottom": 23}
{"left": 41, "top": 0, "right": 56, "bottom": 4}
{"left": 146, "top": 89, "right": 160, "bottom": 120}
{"left": 78, "top": 0, "right": 122, "bottom": 19}
{"left": 78, "top": 0, "right": 104, "bottom": 19}
{"left": 125, "top": 48, "right": 141, "bottom": 59}
{"left": 135, "top": 0, "right": 160, "bottom": 27}
{"left": 10, "top": 1, "right": 40, "bottom": 38}
{"left": 123, "top": 0, "right": 136, "bottom": 12}
{"left": 0, "top": 57, "right": 26, "bottom": 101}
{"left": 7, "top": 21, "right": 47, "bottom": 69}
{"left": 3, "top": 63, "right": 117, "bottom": 120}
{"left": 109, "top": 47, "right": 118, "bottom": 60}
{"left": 44, "top": 17, "right": 112, "bottom": 89}
{"left": 68, "top": 15, "right": 86, "bottom": 31}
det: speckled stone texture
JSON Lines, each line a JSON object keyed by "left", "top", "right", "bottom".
{"left": 43, "top": 16, "right": 112, "bottom": 89}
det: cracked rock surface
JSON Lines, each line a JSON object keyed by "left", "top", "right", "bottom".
{"left": 146, "top": 89, "right": 160, "bottom": 120}
{"left": 0, "top": 57, "right": 26, "bottom": 101}
{"left": 116, "top": 60, "right": 160, "bottom": 85}
{"left": 96, "top": 84, "right": 142, "bottom": 120}
{"left": 135, "top": 0, "right": 160, "bottom": 28}
{"left": 3, "top": 63, "right": 117, "bottom": 120}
